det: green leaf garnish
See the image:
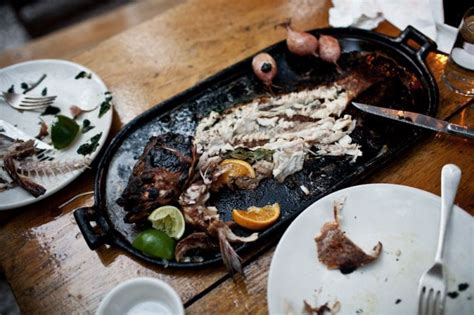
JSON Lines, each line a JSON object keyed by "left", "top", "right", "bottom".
{"left": 21, "top": 82, "right": 28, "bottom": 90}
{"left": 75, "top": 71, "right": 92, "bottom": 79}
{"left": 40, "top": 106, "right": 61, "bottom": 116}
{"left": 98, "top": 91, "right": 113, "bottom": 117}
{"left": 51, "top": 115, "right": 80, "bottom": 149}
{"left": 7, "top": 85, "right": 14, "bottom": 93}
{"left": 41, "top": 87, "right": 47, "bottom": 96}
{"left": 98, "top": 101, "right": 111, "bottom": 117}
{"left": 223, "top": 148, "right": 274, "bottom": 164}
{"left": 81, "top": 119, "right": 95, "bottom": 133}
{"left": 77, "top": 132, "right": 102, "bottom": 155}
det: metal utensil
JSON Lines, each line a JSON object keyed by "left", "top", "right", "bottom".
{"left": 1, "top": 92, "right": 57, "bottom": 110}
{"left": 0, "top": 119, "right": 53, "bottom": 151}
{"left": 417, "top": 164, "right": 462, "bottom": 315}
{"left": 352, "top": 102, "right": 474, "bottom": 139}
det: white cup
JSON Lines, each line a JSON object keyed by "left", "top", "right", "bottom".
{"left": 96, "top": 277, "right": 185, "bottom": 315}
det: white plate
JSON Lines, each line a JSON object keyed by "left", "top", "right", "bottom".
{"left": 0, "top": 59, "right": 112, "bottom": 210}
{"left": 268, "top": 184, "right": 473, "bottom": 314}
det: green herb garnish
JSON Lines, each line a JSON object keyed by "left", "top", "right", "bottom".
{"left": 40, "top": 106, "right": 61, "bottom": 116}
{"left": 98, "top": 92, "right": 113, "bottom": 118}
{"left": 21, "top": 82, "right": 29, "bottom": 90}
{"left": 77, "top": 132, "right": 102, "bottom": 155}
{"left": 41, "top": 87, "right": 47, "bottom": 96}
{"left": 7, "top": 85, "right": 14, "bottom": 93}
{"left": 98, "top": 101, "right": 111, "bottom": 117}
{"left": 75, "top": 71, "right": 92, "bottom": 79}
{"left": 51, "top": 115, "right": 80, "bottom": 149}
{"left": 223, "top": 147, "right": 274, "bottom": 164}
{"left": 81, "top": 119, "right": 95, "bottom": 133}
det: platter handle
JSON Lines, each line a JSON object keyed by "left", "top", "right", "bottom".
{"left": 74, "top": 206, "right": 110, "bottom": 250}
{"left": 395, "top": 25, "right": 437, "bottom": 60}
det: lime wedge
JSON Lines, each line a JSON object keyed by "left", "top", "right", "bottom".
{"left": 51, "top": 115, "right": 80, "bottom": 149}
{"left": 132, "top": 229, "right": 176, "bottom": 260}
{"left": 148, "top": 206, "right": 185, "bottom": 239}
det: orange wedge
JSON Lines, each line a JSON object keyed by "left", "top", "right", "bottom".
{"left": 232, "top": 203, "right": 280, "bottom": 231}
{"left": 219, "top": 159, "right": 256, "bottom": 185}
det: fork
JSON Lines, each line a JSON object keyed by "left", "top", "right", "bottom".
{"left": 2, "top": 92, "right": 57, "bottom": 110}
{"left": 417, "top": 164, "right": 462, "bottom": 315}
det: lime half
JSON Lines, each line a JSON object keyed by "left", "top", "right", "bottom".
{"left": 148, "top": 206, "right": 185, "bottom": 239}
{"left": 132, "top": 229, "right": 176, "bottom": 260}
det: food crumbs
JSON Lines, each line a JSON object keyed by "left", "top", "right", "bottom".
{"left": 395, "top": 299, "right": 401, "bottom": 304}
{"left": 447, "top": 291, "right": 459, "bottom": 299}
{"left": 356, "top": 309, "right": 363, "bottom": 314}
{"left": 300, "top": 185, "right": 310, "bottom": 195}
{"left": 458, "top": 283, "right": 469, "bottom": 291}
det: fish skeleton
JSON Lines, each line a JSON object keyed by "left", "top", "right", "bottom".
{"left": 194, "top": 71, "right": 379, "bottom": 182}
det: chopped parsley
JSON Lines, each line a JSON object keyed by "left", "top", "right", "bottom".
{"left": 77, "top": 132, "right": 102, "bottom": 155}
{"left": 40, "top": 106, "right": 61, "bottom": 116}
{"left": 21, "top": 82, "right": 29, "bottom": 90}
{"left": 81, "top": 119, "right": 95, "bottom": 133}
{"left": 7, "top": 85, "right": 14, "bottom": 93}
{"left": 41, "top": 87, "right": 47, "bottom": 96}
{"left": 223, "top": 147, "right": 274, "bottom": 164}
{"left": 75, "top": 71, "right": 92, "bottom": 79}
{"left": 98, "top": 92, "right": 113, "bottom": 118}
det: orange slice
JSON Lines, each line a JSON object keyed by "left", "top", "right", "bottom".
{"left": 232, "top": 203, "right": 280, "bottom": 230}
{"left": 219, "top": 159, "right": 256, "bottom": 184}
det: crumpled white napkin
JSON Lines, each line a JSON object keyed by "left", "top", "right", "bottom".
{"left": 329, "top": 0, "right": 457, "bottom": 53}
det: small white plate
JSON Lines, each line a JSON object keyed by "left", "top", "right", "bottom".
{"left": 96, "top": 277, "right": 184, "bottom": 315}
{"left": 268, "top": 184, "right": 473, "bottom": 314}
{"left": 0, "top": 59, "right": 112, "bottom": 210}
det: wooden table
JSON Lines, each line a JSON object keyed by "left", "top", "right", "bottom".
{"left": 0, "top": 0, "right": 472, "bottom": 314}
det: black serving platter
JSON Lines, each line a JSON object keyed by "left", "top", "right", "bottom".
{"left": 74, "top": 26, "right": 438, "bottom": 268}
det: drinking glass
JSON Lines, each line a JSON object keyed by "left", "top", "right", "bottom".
{"left": 442, "top": 7, "right": 474, "bottom": 96}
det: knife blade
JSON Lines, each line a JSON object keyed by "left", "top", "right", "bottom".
{"left": 352, "top": 102, "right": 474, "bottom": 139}
{"left": 0, "top": 119, "right": 54, "bottom": 150}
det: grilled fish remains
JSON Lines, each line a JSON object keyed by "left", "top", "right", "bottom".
{"left": 118, "top": 133, "right": 197, "bottom": 223}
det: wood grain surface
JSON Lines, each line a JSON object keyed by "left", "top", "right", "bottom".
{"left": 0, "top": 0, "right": 184, "bottom": 68}
{"left": 0, "top": 0, "right": 472, "bottom": 314}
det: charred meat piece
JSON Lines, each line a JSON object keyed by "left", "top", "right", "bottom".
{"left": 315, "top": 200, "right": 382, "bottom": 274}
{"left": 303, "top": 300, "right": 331, "bottom": 315}
{"left": 175, "top": 232, "right": 218, "bottom": 263}
{"left": 117, "top": 133, "right": 197, "bottom": 223}
{"left": 3, "top": 140, "right": 46, "bottom": 197}
{"left": 178, "top": 170, "right": 258, "bottom": 275}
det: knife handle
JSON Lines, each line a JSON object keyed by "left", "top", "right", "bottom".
{"left": 447, "top": 124, "right": 474, "bottom": 139}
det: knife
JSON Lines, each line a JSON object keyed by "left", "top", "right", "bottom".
{"left": 0, "top": 119, "right": 54, "bottom": 150}
{"left": 352, "top": 102, "right": 474, "bottom": 139}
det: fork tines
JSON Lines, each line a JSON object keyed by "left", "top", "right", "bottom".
{"left": 20, "top": 96, "right": 57, "bottom": 108}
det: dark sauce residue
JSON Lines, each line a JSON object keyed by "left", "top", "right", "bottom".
{"left": 447, "top": 291, "right": 459, "bottom": 299}
{"left": 340, "top": 263, "right": 358, "bottom": 275}
{"left": 458, "top": 283, "right": 469, "bottom": 291}
{"left": 397, "top": 115, "right": 413, "bottom": 122}
{"left": 447, "top": 282, "right": 470, "bottom": 299}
